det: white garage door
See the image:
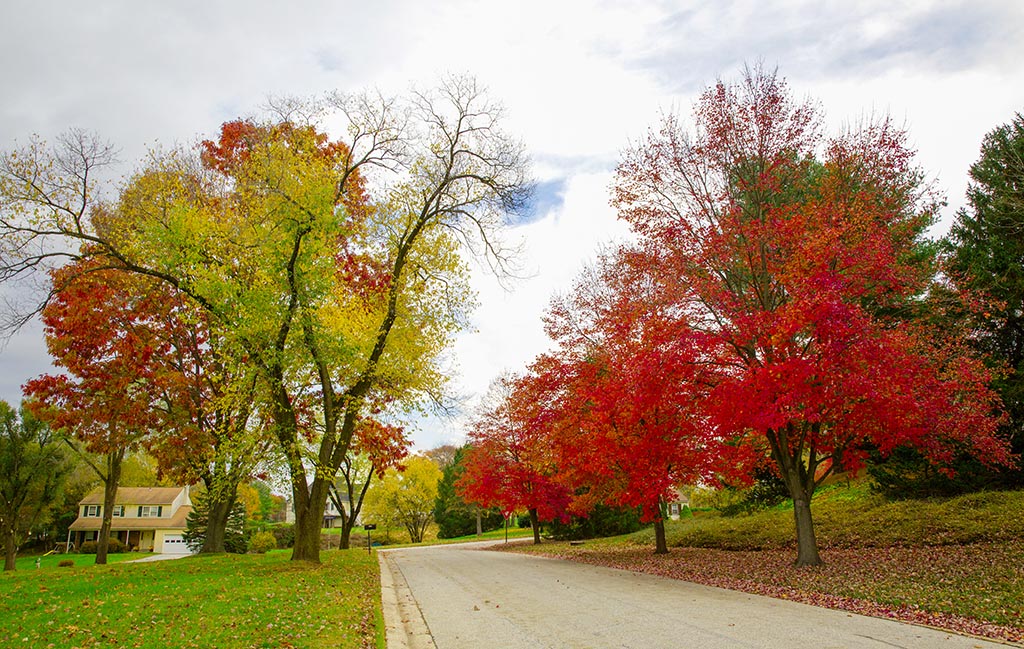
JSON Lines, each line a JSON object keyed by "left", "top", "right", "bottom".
{"left": 161, "top": 534, "right": 191, "bottom": 555}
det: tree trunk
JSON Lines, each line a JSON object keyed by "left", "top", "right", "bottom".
{"left": 769, "top": 426, "right": 824, "bottom": 567}
{"left": 529, "top": 508, "right": 541, "bottom": 545}
{"left": 653, "top": 519, "right": 668, "bottom": 555}
{"left": 290, "top": 477, "right": 329, "bottom": 562}
{"left": 201, "top": 493, "right": 234, "bottom": 553}
{"left": 3, "top": 526, "right": 16, "bottom": 571}
{"left": 96, "top": 448, "right": 124, "bottom": 566}
{"left": 475, "top": 509, "right": 482, "bottom": 537}
{"left": 791, "top": 495, "right": 822, "bottom": 567}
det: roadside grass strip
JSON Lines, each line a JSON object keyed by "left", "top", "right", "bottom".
{"left": 0, "top": 549, "right": 382, "bottom": 649}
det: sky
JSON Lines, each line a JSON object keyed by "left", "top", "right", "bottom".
{"left": 1, "top": 0, "right": 1022, "bottom": 451}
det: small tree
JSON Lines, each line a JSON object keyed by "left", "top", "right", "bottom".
{"left": 0, "top": 401, "right": 70, "bottom": 570}
{"left": 458, "top": 374, "right": 572, "bottom": 545}
{"left": 364, "top": 456, "right": 441, "bottom": 544}
{"left": 328, "top": 418, "right": 407, "bottom": 549}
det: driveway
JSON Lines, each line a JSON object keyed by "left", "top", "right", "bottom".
{"left": 380, "top": 542, "right": 1009, "bottom": 649}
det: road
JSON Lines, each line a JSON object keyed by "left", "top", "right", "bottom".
{"left": 379, "top": 542, "right": 1010, "bottom": 649}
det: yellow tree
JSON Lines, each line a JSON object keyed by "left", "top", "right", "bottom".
{"left": 364, "top": 456, "right": 442, "bottom": 544}
{"left": 0, "top": 76, "right": 531, "bottom": 563}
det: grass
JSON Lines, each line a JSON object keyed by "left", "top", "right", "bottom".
{"left": 505, "top": 485, "right": 1024, "bottom": 644}
{"left": 0, "top": 549, "right": 382, "bottom": 649}
{"left": 12, "top": 552, "right": 155, "bottom": 571}
{"left": 359, "top": 521, "right": 535, "bottom": 548}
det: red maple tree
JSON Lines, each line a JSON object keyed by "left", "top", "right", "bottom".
{"left": 612, "top": 67, "right": 1010, "bottom": 566}
{"left": 458, "top": 374, "right": 571, "bottom": 544}
{"left": 534, "top": 249, "right": 743, "bottom": 553}
{"left": 24, "top": 257, "right": 172, "bottom": 563}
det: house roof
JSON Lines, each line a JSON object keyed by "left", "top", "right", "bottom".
{"left": 69, "top": 505, "right": 192, "bottom": 532}
{"left": 79, "top": 486, "right": 186, "bottom": 506}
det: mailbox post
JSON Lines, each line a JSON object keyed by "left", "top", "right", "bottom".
{"left": 363, "top": 524, "right": 377, "bottom": 554}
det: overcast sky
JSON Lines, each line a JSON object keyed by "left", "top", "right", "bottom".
{"left": 1, "top": 0, "right": 1022, "bottom": 450}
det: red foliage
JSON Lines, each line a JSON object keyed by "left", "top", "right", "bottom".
{"left": 350, "top": 417, "right": 409, "bottom": 476}
{"left": 458, "top": 375, "right": 571, "bottom": 521}
{"left": 533, "top": 249, "right": 751, "bottom": 522}
{"left": 23, "top": 257, "right": 173, "bottom": 451}
{"left": 612, "top": 68, "right": 1010, "bottom": 489}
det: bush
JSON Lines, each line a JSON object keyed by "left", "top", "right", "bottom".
{"left": 436, "top": 507, "right": 504, "bottom": 539}
{"left": 58, "top": 559, "right": 74, "bottom": 568}
{"left": 249, "top": 531, "right": 277, "bottom": 554}
{"left": 517, "top": 514, "right": 532, "bottom": 528}
{"left": 868, "top": 446, "right": 1015, "bottom": 499}
{"left": 267, "top": 524, "right": 294, "bottom": 549}
{"left": 78, "top": 538, "right": 126, "bottom": 554}
{"left": 546, "top": 505, "right": 643, "bottom": 541}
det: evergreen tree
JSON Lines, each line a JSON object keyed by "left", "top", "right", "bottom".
{"left": 185, "top": 489, "right": 248, "bottom": 554}
{"left": 943, "top": 112, "right": 1024, "bottom": 487}
{"left": 433, "top": 446, "right": 503, "bottom": 539}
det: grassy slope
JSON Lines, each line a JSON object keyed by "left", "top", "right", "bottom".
{"left": 0, "top": 550, "right": 381, "bottom": 649}
{"left": 508, "top": 485, "right": 1024, "bottom": 644}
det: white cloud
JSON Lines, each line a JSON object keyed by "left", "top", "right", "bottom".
{"left": 2, "top": 0, "right": 1022, "bottom": 448}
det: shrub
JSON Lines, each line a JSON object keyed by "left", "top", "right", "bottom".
{"left": 249, "top": 531, "right": 277, "bottom": 554}
{"left": 58, "top": 559, "right": 74, "bottom": 568}
{"left": 546, "top": 505, "right": 643, "bottom": 541}
{"left": 268, "top": 523, "right": 294, "bottom": 549}
{"left": 78, "top": 538, "right": 126, "bottom": 554}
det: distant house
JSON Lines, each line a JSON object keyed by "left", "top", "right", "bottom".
{"left": 666, "top": 490, "right": 691, "bottom": 520}
{"left": 281, "top": 483, "right": 366, "bottom": 529}
{"left": 323, "top": 483, "right": 364, "bottom": 529}
{"left": 68, "top": 486, "right": 194, "bottom": 555}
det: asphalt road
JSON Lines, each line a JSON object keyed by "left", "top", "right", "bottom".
{"left": 379, "top": 542, "right": 1010, "bottom": 649}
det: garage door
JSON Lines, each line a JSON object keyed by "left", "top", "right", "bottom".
{"left": 161, "top": 534, "right": 191, "bottom": 555}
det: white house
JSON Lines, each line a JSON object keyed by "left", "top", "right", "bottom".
{"left": 68, "top": 486, "right": 194, "bottom": 554}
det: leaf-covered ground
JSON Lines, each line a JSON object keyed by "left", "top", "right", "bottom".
{"left": 507, "top": 540, "right": 1023, "bottom": 644}
{"left": 0, "top": 550, "right": 382, "bottom": 648}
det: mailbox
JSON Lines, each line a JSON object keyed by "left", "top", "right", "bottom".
{"left": 364, "top": 523, "right": 377, "bottom": 530}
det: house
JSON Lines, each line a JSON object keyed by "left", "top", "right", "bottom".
{"left": 322, "top": 483, "right": 364, "bottom": 529}
{"left": 68, "top": 486, "right": 194, "bottom": 555}
{"left": 666, "top": 490, "right": 691, "bottom": 520}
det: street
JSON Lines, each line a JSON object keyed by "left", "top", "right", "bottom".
{"left": 379, "top": 542, "right": 1008, "bottom": 649}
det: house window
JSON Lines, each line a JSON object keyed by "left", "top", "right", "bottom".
{"left": 137, "top": 505, "right": 163, "bottom": 518}
{"left": 84, "top": 505, "right": 100, "bottom": 517}
{"left": 112, "top": 505, "right": 124, "bottom": 517}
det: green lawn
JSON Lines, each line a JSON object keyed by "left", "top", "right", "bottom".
{"left": 0, "top": 549, "right": 382, "bottom": 649}
{"left": 12, "top": 551, "right": 154, "bottom": 571}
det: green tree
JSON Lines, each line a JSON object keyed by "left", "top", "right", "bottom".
{"left": 944, "top": 112, "right": 1024, "bottom": 485}
{"left": 184, "top": 488, "right": 248, "bottom": 554}
{"left": 364, "top": 456, "right": 441, "bottom": 543}
{"left": 0, "top": 401, "right": 70, "bottom": 570}
{"left": 433, "top": 445, "right": 502, "bottom": 539}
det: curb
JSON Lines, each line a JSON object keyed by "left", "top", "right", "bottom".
{"left": 378, "top": 551, "right": 437, "bottom": 649}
